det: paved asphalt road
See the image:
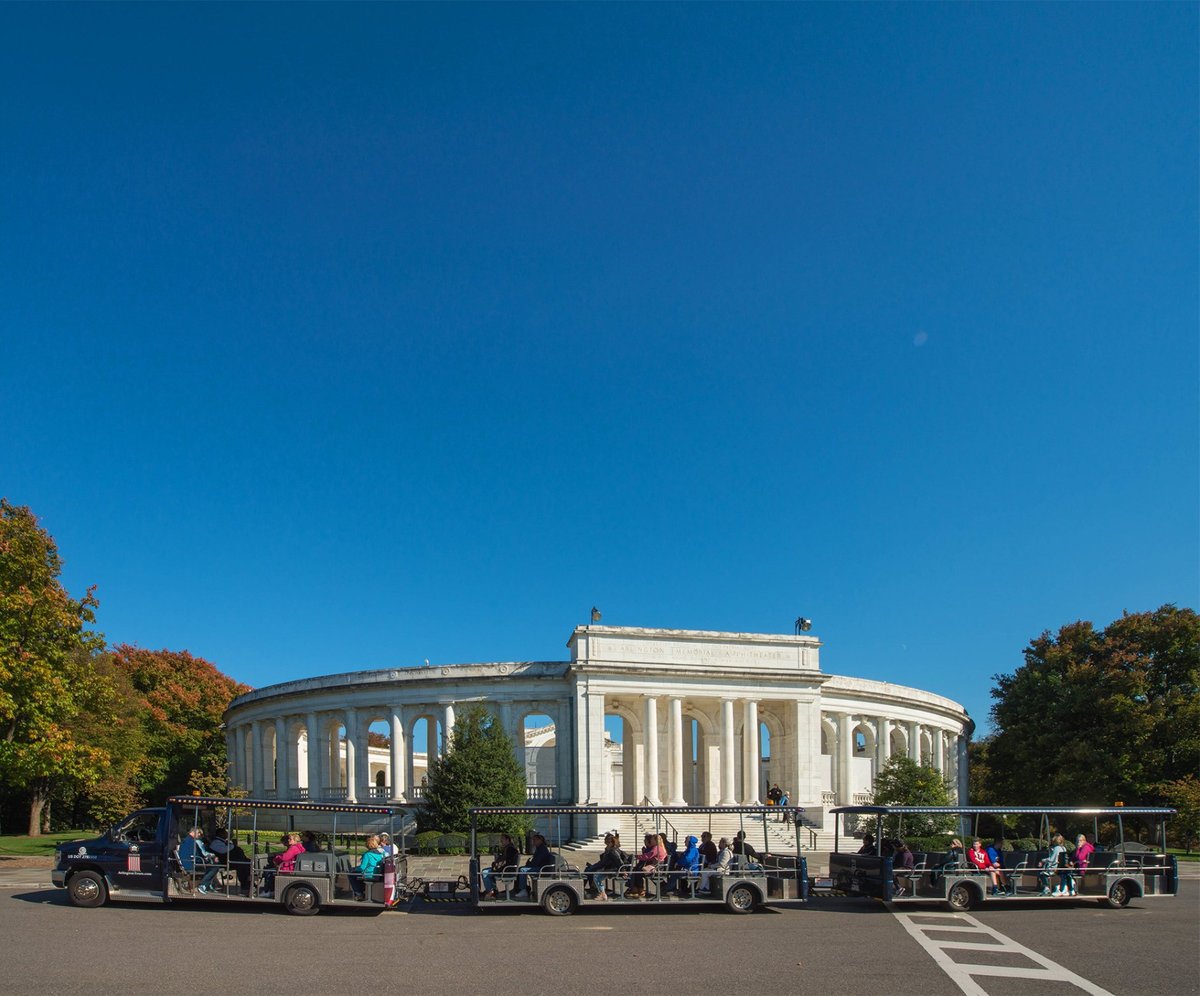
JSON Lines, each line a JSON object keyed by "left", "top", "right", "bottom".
{"left": 0, "top": 883, "right": 1196, "bottom": 996}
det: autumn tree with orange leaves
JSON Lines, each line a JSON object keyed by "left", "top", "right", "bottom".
{"left": 110, "top": 645, "right": 249, "bottom": 802}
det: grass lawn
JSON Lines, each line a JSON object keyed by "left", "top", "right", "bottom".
{"left": 1168, "top": 848, "right": 1199, "bottom": 863}
{"left": 0, "top": 830, "right": 97, "bottom": 857}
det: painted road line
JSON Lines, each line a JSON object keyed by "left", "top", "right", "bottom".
{"left": 893, "top": 910, "right": 1115, "bottom": 996}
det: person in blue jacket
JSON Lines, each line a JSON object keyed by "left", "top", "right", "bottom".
{"left": 349, "top": 834, "right": 385, "bottom": 900}
{"left": 669, "top": 835, "right": 702, "bottom": 894}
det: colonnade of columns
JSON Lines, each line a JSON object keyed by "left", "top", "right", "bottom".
{"left": 227, "top": 698, "right": 569, "bottom": 804}
{"left": 226, "top": 694, "right": 966, "bottom": 808}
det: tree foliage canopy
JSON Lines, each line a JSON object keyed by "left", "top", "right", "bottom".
{"left": 418, "top": 704, "right": 529, "bottom": 839}
{"left": 110, "top": 645, "right": 249, "bottom": 801}
{"left": 984, "top": 605, "right": 1199, "bottom": 806}
{"left": 868, "top": 755, "right": 956, "bottom": 836}
{"left": 0, "top": 500, "right": 107, "bottom": 832}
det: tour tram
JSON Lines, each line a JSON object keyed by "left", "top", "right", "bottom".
{"left": 826, "top": 805, "right": 1178, "bottom": 911}
{"left": 54, "top": 795, "right": 413, "bottom": 915}
{"left": 467, "top": 805, "right": 809, "bottom": 915}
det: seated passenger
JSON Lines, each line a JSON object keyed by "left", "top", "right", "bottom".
{"left": 208, "top": 828, "right": 251, "bottom": 895}
{"left": 731, "top": 830, "right": 761, "bottom": 866}
{"left": 348, "top": 834, "right": 384, "bottom": 900}
{"left": 179, "top": 827, "right": 218, "bottom": 893}
{"left": 1038, "top": 835, "right": 1068, "bottom": 896}
{"left": 892, "top": 840, "right": 915, "bottom": 895}
{"left": 480, "top": 833, "right": 520, "bottom": 899}
{"left": 668, "top": 835, "right": 702, "bottom": 894}
{"left": 967, "top": 838, "right": 1006, "bottom": 894}
{"left": 625, "top": 832, "right": 667, "bottom": 898}
{"left": 699, "top": 831, "right": 719, "bottom": 866}
{"left": 857, "top": 833, "right": 876, "bottom": 855}
{"left": 377, "top": 832, "right": 398, "bottom": 859}
{"left": 300, "top": 831, "right": 320, "bottom": 853}
{"left": 584, "top": 833, "right": 626, "bottom": 900}
{"left": 698, "top": 838, "right": 732, "bottom": 894}
{"left": 262, "top": 832, "right": 305, "bottom": 898}
{"left": 512, "top": 833, "right": 555, "bottom": 898}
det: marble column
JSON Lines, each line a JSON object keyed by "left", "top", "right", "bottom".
{"left": 555, "top": 702, "right": 575, "bottom": 803}
{"left": 668, "top": 696, "right": 685, "bottom": 806}
{"left": 933, "top": 727, "right": 945, "bottom": 777}
{"left": 251, "top": 720, "right": 266, "bottom": 796}
{"left": 389, "top": 708, "right": 405, "bottom": 801}
{"left": 907, "top": 721, "right": 920, "bottom": 762}
{"left": 956, "top": 734, "right": 970, "bottom": 804}
{"left": 442, "top": 702, "right": 456, "bottom": 756}
{"left": 274, "top": 717, "right": 288, "bottom": 797}
{"left": 402, "top": 707, "right": 417, "bottom": 799}
{"left": 329, "top": 719, "right": 341, "bottom": 794}
{"left": 742, "top": 700, "right": 761, "bottom": 805}
{"left": 643, "top": 696, "right": 661, "bottom": 805}
{"left": 720, "top": 699, "right": 737, "bottom": 805}
{"left": 876, "top": 716, "right": 892, "bottom": 783}
{"left": 234, "top": 725, "right": 248, "bottom": 791}
{"left": 343, "top": 709, "right": 358, "bottom": 802}
{"left": 582, "top": 687, "right": 606, "bottom": 804}
{"left": 836, "top": 712, "right": 853, "bottom": 805}
{"left": 353, "top": 711, "right": 370, "bottom": 802}
{"left": 305, "top": 712, "right": 320, "bottom": 798}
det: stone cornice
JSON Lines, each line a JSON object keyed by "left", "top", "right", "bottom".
{"left": 226, "top": 660, "right": 569, "bottom": 717}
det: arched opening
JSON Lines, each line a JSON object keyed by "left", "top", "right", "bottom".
{"left": 410, "top": 715, "right": 442, "bottom": 798}
{"left": 604, "top": 710, "right": 632, "bottom": 804}
{"left": 819, "top": 720, "right": 835, "bottom": 801}
{"left": 851, "top": 722, "right": 876, "bottom": 803}
{"left": 890, "top": 727, "right": 907, "bottom": 760}
{"left": 523, "top": 713, "right": 557, "bottom": 801}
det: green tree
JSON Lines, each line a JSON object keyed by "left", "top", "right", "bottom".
{"left": 418, "top": 704, "right": 529, "bottom": 839}
{"left": 987, "top": 606, "right": 1199, "bottom": 806}
{"left": 869, "top": 755, "right": 956, "bottom": 837}
{"left": 1158, "top": 775, "right": 1200, "bottom": 854}
{"left": 0, "top": 500, "right": 107, "bottom": 834}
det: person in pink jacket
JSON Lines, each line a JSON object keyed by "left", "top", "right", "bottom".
{"left": 262, "top": 832, "right": 304, "bottom": 897}
{"left": 625, "top": 833, "right": 667, "bottom": 897}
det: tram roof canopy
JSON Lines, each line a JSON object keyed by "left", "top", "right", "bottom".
{"left": 830, "top": 805, "right": 1175, "bottom": 817}
{"left": 168, "top": 795, "right": 410, "bottom": 815}
{"left": 470, "top": 804, "right": 805, "bottom": 817}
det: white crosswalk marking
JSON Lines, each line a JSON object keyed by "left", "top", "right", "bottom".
{"left": 893, "top": 910, "right": 1116, "bottom": 996}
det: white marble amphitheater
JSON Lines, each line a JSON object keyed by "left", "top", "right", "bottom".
{"left": 224, "top": 625, "right": 972, "bottom": 832}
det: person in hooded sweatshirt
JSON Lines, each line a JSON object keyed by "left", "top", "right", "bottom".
{"left": 668, "top": 835, "right": 702, "bottom": 894}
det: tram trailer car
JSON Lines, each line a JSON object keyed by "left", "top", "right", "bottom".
{"left": 827, "top": 806, "right": 1178, "bottom": 912}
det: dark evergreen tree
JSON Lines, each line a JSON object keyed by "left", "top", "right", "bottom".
{"left": 418, "top": 704, "right": 530, "bottom": 840}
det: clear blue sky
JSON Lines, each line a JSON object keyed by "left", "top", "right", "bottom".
{"left": 3, "top": 3, "right": 1196, "bottom": 734}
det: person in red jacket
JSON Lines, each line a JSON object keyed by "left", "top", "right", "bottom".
{"left": 967, "top": 838, "right": 1006, "bottom": 895}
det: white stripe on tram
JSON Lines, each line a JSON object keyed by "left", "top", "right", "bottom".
{"left": 892, "top": 910, "right": 1115, "bottom": 996}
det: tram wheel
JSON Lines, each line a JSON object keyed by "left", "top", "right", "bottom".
{"left": 725, "top": 883, "right": 759, "bottom": 914}
{"left": 540, "top": 885, "right": 578, "bottom": 916}
{"left": 67, "top": 871, "right": 107, "bottom": 908}
{"left": 947, "top": 883, "right": 975, "bottom": 912}
{"left": 1105, "top": 882, "right": 1131, "bottom": 909}
{"left": 283, "top": 884, "right": 320, "bottom": 916}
